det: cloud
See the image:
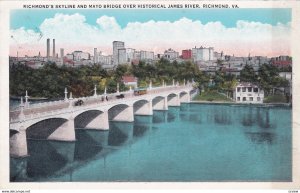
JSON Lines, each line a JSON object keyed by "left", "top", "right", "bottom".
{"left": 10, "top": 13, "right": 291, "bottom": 57}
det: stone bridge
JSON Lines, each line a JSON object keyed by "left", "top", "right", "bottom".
{"left": 9, "top": 84, "right": 197, "bottom": 157}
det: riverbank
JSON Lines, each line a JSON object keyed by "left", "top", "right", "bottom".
{"left": 191, "top": 100, "right": 291, "bottom": 107}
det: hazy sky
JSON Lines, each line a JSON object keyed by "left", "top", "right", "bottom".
{"left": 10, "top": 9, "right": 291, "bottom": 57}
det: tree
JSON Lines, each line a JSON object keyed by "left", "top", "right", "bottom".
{"left": 239, "top": 64, "right": 256, "bottom": 83}
{"left": 258, "top": 64, "right": 289, "bottom": 96}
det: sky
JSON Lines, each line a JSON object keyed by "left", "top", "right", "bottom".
{"left": 10, "top": 9, "right": 291, "bottom": 57}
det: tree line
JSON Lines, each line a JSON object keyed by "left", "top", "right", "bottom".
{"left": 10, "top": 59, "right": 290, "bottom": 99}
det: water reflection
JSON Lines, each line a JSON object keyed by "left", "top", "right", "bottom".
{"left": 10, "top": 157, "right": 28, "bottom": 181}
{"left": 108, "top": 122, "right": 133, "bottom": 146}
{"left": 75, "top": 129, "right": 108, "bottom": 147}
{"left": 74, "top": 130, "right": 105, "bottom": 161}
{"left": 74, "top": 142, "right": 103, "bottom": 161}
{"left": 256, "top": 108, "right": 273, "bottom": 129}
{"left": 213, "top": 107, "right": 232, "bottom": 125}
{"left": 26, "top": 140, "right": 74, "bottom": 180}
{"left": 153, "top": 111, "right": 168, "bottom": 123}
{"left": 245, "top": 132, "right": 275, "bottom": 144}
{"left": 133, "top": 125, "right": 149, "bottom": 137}
{"left": 241, "top": 107, "right": 254, "bottom": 127}
{"left": 167, "top": 107, "right": 180, "bottom": 122}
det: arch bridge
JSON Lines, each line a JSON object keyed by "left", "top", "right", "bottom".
{"left": 9, "top": 84, "right": 197, "bottom": 157}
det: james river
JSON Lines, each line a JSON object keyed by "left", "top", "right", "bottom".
{"left": 10, "top": 103, "right": 291, "bottom": 182}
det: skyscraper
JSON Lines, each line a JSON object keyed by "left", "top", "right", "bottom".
{"left": 46, "top": 38, "right": 50, "bottom": 59}
{"left": 113, "top": 41, "right": 125, "bottom": 65}
{"left": 60, "top": 48, "right": 64, "bottom": 58}
{"left": 94, "top": 48, "right": 98, "bottom": 64}
{"left": 52, "top": 39, "right": 55, "bottom": 58}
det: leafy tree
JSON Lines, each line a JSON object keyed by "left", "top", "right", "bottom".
{"left": 239, "top": 64, "right": 256, "bottom": 83}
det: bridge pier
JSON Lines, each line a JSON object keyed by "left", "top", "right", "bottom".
{"left": 10, "top": 127, "right": 28, "bottom": 157}
{"left": 168, "top": 95, "right": 180, "bottom": 106}
{"left": 48, "top": 116, "right": 76, "bottom": 141}
{"left": 112, "top": 105, "right": 134, "bottom": 122}
{"left": 85, "top": 111, "right": 109, "bottom": 130}
{"left": 134, "top": 100, "right": 153, "bottom": 116}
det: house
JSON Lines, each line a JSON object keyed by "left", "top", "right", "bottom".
{"left": 122, "top": 76, "right": 138, "bottom": 88}
{"left": 233, "top": 82, "right": 264, "bottom": 103}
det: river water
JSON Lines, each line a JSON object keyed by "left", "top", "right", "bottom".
{"left": 10, "top": 103, "right": 292, "bottom": 182}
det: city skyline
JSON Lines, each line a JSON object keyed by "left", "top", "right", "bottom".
{"left": 10, "top": 9, "right": 291, "bottom": 57}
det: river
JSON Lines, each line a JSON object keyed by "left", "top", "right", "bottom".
{"left": 10, "top": 103, "right": 292, "bottom": 182}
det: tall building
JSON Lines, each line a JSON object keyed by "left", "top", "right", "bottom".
{"left": 46, "top": 38, "right": 50, "bottom": 60}
{"left": 118, "top": 48, "right": 127, "bottom": 64}
{"left": 52, "top": 39, "right": 55, "bottom": 58}
{"left": 94, "top": 48, "right": 98, "bottom": 64}
{"left": 60, "top": 48, "right": 64, "bottom": 64}
{"left": 126, "top": 48, "right": 135, "bottom": 63}
{"left": 60, "top": 48, "right": 64, "bottom": 58}
{"left": 192, "top": 46, "right": 214, "bottom": 62}
{"left": 113, "top": 41, "right": 125, "bottom": 65}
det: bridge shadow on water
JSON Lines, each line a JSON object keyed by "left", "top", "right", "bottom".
{"left": 10, "top": 140, "right": 74, "bottom": 181}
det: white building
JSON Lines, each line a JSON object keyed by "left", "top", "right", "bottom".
{"left": 140, "top": 50, "right": 154, "bottom": 61}
{"left": 134, "top": 51, "right": 141, "bottom": 60}
{"left": 73, "top": 51, "right": 90, "bottom": 61}
{"left": 118, "top": 48, "right": 127, "bottom": 64}
{"left": 192, "top": 46, "right": 214, "bottom": 62}
{"left": 122, "top": 76, "right": 138, "bottom": 88}
{"left": 126, "top": 48, "right": 135, "bottom": 63}
{"left": 98, "top": 54, "right": 113, "bottom": 68}
{"left": 214, "top": 51, "right": 224, "bottom": 60}
{"left": 65, "top": 54, "right": 74, "bottom": 60}
{"left": 163, "top": 48, "right": 179, "bottom": 60}
{"left": 113, "top": 41, "right": 125, "bottom": 65}
{"left": 233, "top": 82, "right": 264, "bottom": 103}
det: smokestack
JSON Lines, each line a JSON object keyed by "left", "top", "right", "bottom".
{"left": 47, "top": 38, "right": 50, "bottom": 59}
{"left": 52, "top": 39, "right": 55, "bottom": 58}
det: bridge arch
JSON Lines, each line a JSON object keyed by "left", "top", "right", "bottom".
{"left": 133, "top": 99, "right": 153, "bottom": 115}
{"left": 108, "top": 104, "right": 134, "bottom": 122}
{"left": 179, "top": 91, "right": 190, "bottom": 103}
{"left": 74, "top": 110, "right": 108, "bottom": 130}
{"left": 26, "top": 118, "right": 69, "bottom": 140}
{"left": 152, "top": 96, "right": 168, "bottom": 110}
{"left": 167, "top": 93, "right": 180, "bottom": 106}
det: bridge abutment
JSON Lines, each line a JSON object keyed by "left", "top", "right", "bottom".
{"left": 48, "top": 117, "right": 76, "bottom": 141}
{"left": 10, "top": 127, "right": 28, "bottom": 157}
